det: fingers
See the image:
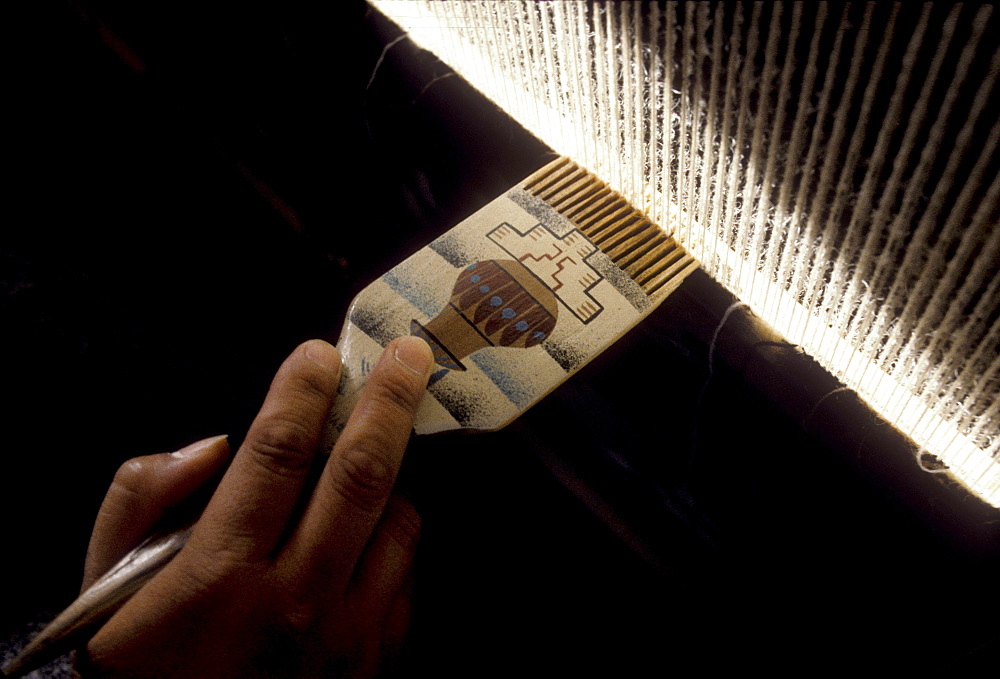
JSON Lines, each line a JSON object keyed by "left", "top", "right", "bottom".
{"left": 345, "top": 497, "right": 420, "bottom": 679}
{"left": 191, "top": 340, "right": 341, "bottom": 562}
{"left": 73, "top": 338, "right": 428, "bottom": 679}
{"left": 284, "top": 336, "right": 432, "bottom": 587}
{"left": 380, "top": 574, "right": 416, "bottom": 669}
{"left": 83, "top": 435, "right": 230, "bottom": 589}
{"left": 345, "top": 496, "right": 421, "bottom": 626}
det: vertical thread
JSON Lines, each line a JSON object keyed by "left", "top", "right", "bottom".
{"left": 373, "top": 0, "right": 1000, "bottom": 507}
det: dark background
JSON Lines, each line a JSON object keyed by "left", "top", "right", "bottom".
{"left": 4, "top": 1, "right": 998, "bottom": 674}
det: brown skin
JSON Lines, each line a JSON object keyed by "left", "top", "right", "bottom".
{"left": 75, "top": 336, "right": 434, "bottom": 678}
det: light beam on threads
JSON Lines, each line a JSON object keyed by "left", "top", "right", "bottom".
{"left": 371, "top": 0, "right": 1000, "bottom": 508}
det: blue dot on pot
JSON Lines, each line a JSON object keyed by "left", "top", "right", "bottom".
{"left": 516, "top": 321, "right": 529, "bottom": 331}
{"left": 502, "top": 308, "right": 516, "bottom": 319}
{"left": 479, "top": 285, "right": 490, "bottom": 293}
{"left": 533, "top": 331, "right": 546, "bottom": 340}
{"left": 490, "top": 296, "right": 502, "bottom": 306}
{"left": 471, "top": 275, "right": 481, "bottom": 283}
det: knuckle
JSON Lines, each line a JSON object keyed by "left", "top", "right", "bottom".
{"left": 368, "top": 374, "right": 423, "bottom": 418}
{"left": 110, "top": 458, "right": 151, "bottom": 500}
{"left": 384, "top": 500, "right": 421, "bottom": 552}
{"left": 273, "top": 586, "right": 334, "bottom": 638}
{"left": 274, "top": 605, "right": 313, "bottom": 640}
{"left": 186, "top": 521, "right": 263, "bottom": 572}
{"left": 292, "top": 367, "right": 338, "bottom": 408}
{"left": 328, "top": 445, "right": 397, "bottom": 514}
{"left": 171, "top": 552, "right": 232, "bottom": 594}
{"left": 246, "top": 414, "right": 318, "bottom": 477}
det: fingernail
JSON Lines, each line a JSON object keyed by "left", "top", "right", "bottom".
{"left": 394, "top": 336, "right": 433, "bottom": 377}
{"left": 304, "top": 339, "right": 340, "bottom": 373}
{"left": 171, "top": 434, "right": 228, "bottom": 459}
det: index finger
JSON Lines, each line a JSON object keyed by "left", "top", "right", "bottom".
{"left": 283, "top": 336, "right": 432, "bottom": 586}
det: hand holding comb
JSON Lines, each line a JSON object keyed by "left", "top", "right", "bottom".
{"left": 2, "top": 157, "right": 697, "bottom": 677}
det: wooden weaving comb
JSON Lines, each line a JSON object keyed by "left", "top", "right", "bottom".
{"left": 2, "top": 156, "right": 698, "bottom": 677}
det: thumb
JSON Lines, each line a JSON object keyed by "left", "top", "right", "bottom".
{"left": 83, "top": 435, "right": 230, "bottom": 589}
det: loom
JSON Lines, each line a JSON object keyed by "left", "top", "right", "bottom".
{"left": 371, "top": 0, "right": 1000, "bottom": 509}
{"left": 3, "top": 1, "right": 998, "bottom": 673}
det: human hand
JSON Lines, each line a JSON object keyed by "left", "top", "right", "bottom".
{"left": 75, "top": 336, "right": 433, "bottom": 678}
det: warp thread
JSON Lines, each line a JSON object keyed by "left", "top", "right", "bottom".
{"left": 691, "top": 300, "right": 749, "bottom": 453}
{"left": 801, "top": 386, "right": 854, "bottom": 430}
{"left": 707, "top": 301, "right": 749, "bottom": 382}
{"left": 366, "top": 34, "right": 408, "bottom": 91}
{"left": 409, "top": 72, "right": 455, "bottom": 106}
{"left": 372, "top": 0, "right": 1000, "bottom": 507}
{"left": 915, "top": 448, "right": 951, "bottom": 475}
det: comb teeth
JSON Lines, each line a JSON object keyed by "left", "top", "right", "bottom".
{"left": 522, "top": 157, "right": 696, "bottom": 298}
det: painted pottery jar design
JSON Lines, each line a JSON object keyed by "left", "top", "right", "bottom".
{"left": 411, "top": 259, "right": 558, "bottom": 371}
